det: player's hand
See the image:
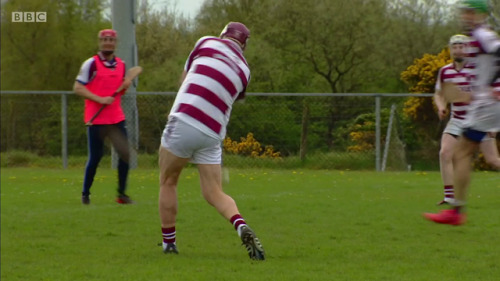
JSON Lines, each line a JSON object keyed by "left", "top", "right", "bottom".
{"left": 100, "top": 96, "right": 115, "bottom": 105}
{"left": 437, "top": 107, "right": 448, "bottom": 120}
{"left": 121, "top": 79, "right": 132, "bottom": 91}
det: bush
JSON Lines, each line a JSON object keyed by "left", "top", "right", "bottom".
{"left": 1, "top": 150, "right": 35, "bottom": 167}
{"left": 224, "top": 133, "right": 281, "bottom": 159}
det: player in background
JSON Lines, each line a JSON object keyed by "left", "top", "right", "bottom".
{"left": 424, "top": 0, "right": 500, "bottom": 225}
{"left": 73, "top": 29, "right": 134, "bottom": 205}
{"left": 434, "top": 34, "right": 500, "bottom": 206}
{"left": 158, "top": 22, "right": 265, "bottom": 260}
{"left": 434, "top": 34, "right": 473, "bottom": 205}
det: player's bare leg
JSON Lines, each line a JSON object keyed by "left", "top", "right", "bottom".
{"left": 437, "top": 133, "right": 458, "bottom": 205}
{"left": 158, "top": 146, "right": 189, "bottom": 254}
{"left": 453, "top": 137, "right": 479, "bottom": 206}
{"left": 479, "top": 135, "right": 500, "bottom": 170}
{"left": 197, "top": 164, "right": 265, "bottom": 260}
{"left": 197, "top": 164, "right": 239, "bottom": 218}
{"left": 423, "top": 136, "right": 475, "bottom": 225}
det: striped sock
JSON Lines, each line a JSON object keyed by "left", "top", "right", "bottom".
{"left": 162, "top": 227, "right": 176, "bottom": 245}
{"left": 230, "top": 214, "right": 246, "bottom": 236}
{"left": 444, "top": 185, "right": 454, "bottom": 199}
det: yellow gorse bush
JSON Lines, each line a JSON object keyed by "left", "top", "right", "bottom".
{"left": 401, "top": 47, "right": 500, "bottom": 170}
{"left": 223, "top": 133, "right": 281, "bottom": 159}
{"left": 347, "top": 121, "right": 376, "bottom": 152}
{"left": 400, "top": 48, "right": 451, "bottom": 121}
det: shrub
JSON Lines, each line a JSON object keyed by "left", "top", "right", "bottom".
{"left": 223, "top": 133, "right": 281, "bottom": 159}
{"left": 2, "top": 150, "right": 35, "bottom": 167}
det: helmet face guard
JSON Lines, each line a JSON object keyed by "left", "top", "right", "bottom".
{"left": 448, "top": 34, "right": 468, "bottom": 62}
{"left": 220, "top": 22, "right": 250, "bottom": 48}
{"left": 98, "top": 29, "right": 118, "bottom": 55}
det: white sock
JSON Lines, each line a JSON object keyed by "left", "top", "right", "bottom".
{"left": 237, "top": 224, "right": 246, "bottom": 237}
{"left": 451, "top": 199, "right": 466, "bottom": 207}
{"left": 162, "top": 241, "right": 176, "bottom": 250}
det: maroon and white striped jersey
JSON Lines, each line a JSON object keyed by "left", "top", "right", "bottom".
{"left": 169, "top": 36, "right": 251, "bottom": 140}
{"left": 465, "top": 25, "right": 500, "bottom": 103}
{"left": 435, "top": 63, "right": 473, "bottom": 121}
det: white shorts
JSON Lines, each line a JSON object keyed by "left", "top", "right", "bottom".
{"left": 466, "top": 101, "right": 500, "bottom": 133}
{"left": 443, "top": 118, "right": 465, "bottom": 137}
{"left": 160, "top": 116, "right": 222, "bottom": 164}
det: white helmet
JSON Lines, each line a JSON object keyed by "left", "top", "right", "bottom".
{"left": 449, "top": 34, "right": 468, "bottom": 45}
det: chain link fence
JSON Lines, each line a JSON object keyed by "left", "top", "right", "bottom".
{"left": 1, "top": 91, "right": 438, "bottom": 171}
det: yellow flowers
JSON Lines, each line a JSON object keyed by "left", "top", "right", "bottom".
{"left": 348, "top": 121, "right": 375, "bottom": 152}
{"left": 223, "top": 133, "right": 281, "bottom": 159}
{"left": 401, "top": 48, "right": 452, "bottom": 121}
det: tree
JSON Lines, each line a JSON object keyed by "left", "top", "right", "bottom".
{"left": 260, "top": 0, "right": 387, "bottom": 94}
{"left": 489, "top": 0, "right": 500, "bottom": 31}
{"left": 1, "top": 0, "right": 108, "bottom": 155}
{"left": 1, "top": 0, "right": 108, "bottom": 90}
{"left": 400, "top": 48, "right": 450, "bottom": 123}
{"left": 136, "top": 0, "right": 194, "bottom": 92}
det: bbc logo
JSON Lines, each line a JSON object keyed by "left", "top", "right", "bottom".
{"left": 12, "top": 12, "right": 47, "bottom": 23}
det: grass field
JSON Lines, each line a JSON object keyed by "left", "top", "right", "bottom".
{"left": 1, "top": 167, "right": 499, "bottom": 281}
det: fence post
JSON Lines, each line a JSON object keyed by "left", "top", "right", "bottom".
{"left": 375, "top": 95, "right": 381, "bottom": 172}
{"left": 61, "top": 93, "right": 68, "bottom": 169}
{"left": 300, "top": 99, "right": 309, "bottom": 162}
{"left": 382, "top": 104, "right": 396, "bottom": 171}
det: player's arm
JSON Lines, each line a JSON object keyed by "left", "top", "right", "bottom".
{"left": 73, "top": 81, "right": 114, "bottom": 105}
{"left": 433, "top": 68, "right": 448, "bottom": 120}
{"left": 179, "top": 70, "right": 187, "bottom": 87}
{"left": 489, "top": 49, "right": 500, "bottom": 86}
{"left": 236, "top": 73, "right": 250, "bottom": 101}
{"left": 434, "top": 89, "right": 448, "bottom": 120}
{"left": 476, "top": 28, "right": 500, "bottom": 86}
{"left": 177, "top": 42, "right": 197, "bottom": 89}
{"left": 73, "top": 59, "right": 114, "bottom": 104}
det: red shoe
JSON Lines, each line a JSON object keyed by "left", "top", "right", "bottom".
{"left": 116, "top": 194, "right": 134, "bottom": 204}
{"left": 423, "top": 209, "right": 466, "bottom": 225}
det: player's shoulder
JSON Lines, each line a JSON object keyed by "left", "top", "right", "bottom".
{"left": 81, "top": 56, "right": 97, "bottom": 67}
{"left": 195, "top": 36, "right": 220, "bottom": 45}
{"left": 463, "top": 63, "right": 474, "bottom": 69}
{"left": 472, "top": 25, "right": 498, "bottom": 38}
{"left": 81, "top": 56, "right": 95, "bottom": 71}
{"left": 199, "top": 35, "right": 219, "bottom": 40}
{"left": 439, "top": 63, "right": 454, "bottom": 72}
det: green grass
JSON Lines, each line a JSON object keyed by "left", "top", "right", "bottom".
{"left": 1, "top": 167, "right": 500, "bottom": 281}
{"left": 224, "top": 151, "right": 376, "bottom": 170}
{"left": 1, "top": 151, "right": 381, "bottom": 170}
